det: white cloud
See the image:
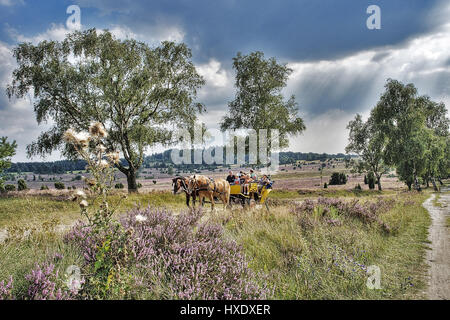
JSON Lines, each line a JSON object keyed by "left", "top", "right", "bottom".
{"left": 282, "top": 3, "right": 450, "bottom": 153}
{"left": 107, "top": 23, "right": 185, "bottom": 45}
{"left": 6, "top": 23, "right": 74, "bottom": 44}
{"left": 0, "top": 0, "right": 24, "bottom": 6}
{"left": 289, "top": 110, "right": 358, "bottom": 154}
{"left": 2, "top": 1, "right": 450, "bottom": 161}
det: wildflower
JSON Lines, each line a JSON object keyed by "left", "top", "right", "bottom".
{"left": 63, "top": 129, "right": 77, "bottom": 143}
{"left": 74, "top": 131, "right": 91, "bottom": 148}
{"left": 83, "top": 177, "right": 96, "bottom": 187}
{"left": 106, "top": 151, "right": 120, "bottom": 164}
{"left": 79, "top": 200, "right": 88, "bottom": 208}
{"left": 135, "top": 214, "right": 147, "bottom": 223}
{"left": 71, "top": 190, "right": 87, "bottom": 201}
{"left": 76, "top": 190, "right": 87, "bottom": 199}
{"left": 96, "top": 144, "right": 106, "bottom": 153}
{"left": 97, "top": 160, "right": 109, "bottom": 169}
{"left": 89, "top": 122, "right": 108, "bottom": 138}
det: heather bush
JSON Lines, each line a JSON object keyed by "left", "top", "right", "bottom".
{"left": 64, "top": 207, "right": 268, "bottom": 299}
{"left": 293, "top": 197, "right": 393, "bottom": 233}
{"left": 0, "top": 277, "right": 14, "bottom": 300}
{"left": 24, "top": 263, "right": 74, "bottom": 300}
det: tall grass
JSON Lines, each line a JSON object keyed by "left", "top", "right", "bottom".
{"left": 0, "top": 190, "right": 432, "bottom": 300}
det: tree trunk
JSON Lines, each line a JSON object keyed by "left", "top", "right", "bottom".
{"left": 431, "top": 178, "right": 439, "bottom": 192}
{"left": 376, "top": 174, "right": 382, "bottom": 191}
{"left": 407, "top": 182, "right": 412, "bottom": 191}
{"left": 438, "top": 178, "right": 443, "bottom": 186}
{"left": 414, "top": 174, "right": 421, "bottom": 192}
{"left": 126, "top": 169, "right": 138, "bottom": 193}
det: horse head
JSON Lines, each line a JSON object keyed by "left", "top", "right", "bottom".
{"left": 172, "top": 176, "right": 187, "bottom": 195}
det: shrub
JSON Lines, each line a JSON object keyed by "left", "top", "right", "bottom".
{"left": 5, "top": 184, "right": 16, "bottom": 192}
{"left": 137, "top": 183, "right": 142, "bottom": 189}
{"left": 0, "top": 277, "right": 14, "bottom": 300}
{"left": 329, "top": 172, "right": 347, "bottom": 185}
{"left": 17, "top": 179, "right": 27, "bottom": 191}
{"left": 65, "top": 207, "right": 269, "bottom": 299}
{"left": 293, "top": 197, "right": 392, "bottom": 233}
{"left": 40, "top": 185, "right": 49, "bottom": 190}
{"left": 24, "top": 263, "right": 74, "bottom": 300}
{"left": 354, "top": 184, "right": 362, "bottom": 191}
{"left": 367, "top": 172, "right": 376, "bottom": 190}
{"left": 54, "top": 182, "right": 65, "bottom": 190}
{"left": 364, "top": 175, "right": 368, "bottom": 185}
{"left": 152, "top": 180, "right": 157, "bottom": 185}
{"left": 114, "top": 183, "right": 124, "bottom": 189}
{"left": 323, "top": 182, "right": 328, "bottom": 188}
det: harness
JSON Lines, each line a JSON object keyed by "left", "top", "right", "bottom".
{"left": 191, "top": 177, "right": 226, "bottom": 195}
{"left": 174, "top": 177, "right": 190, "bottom": 194}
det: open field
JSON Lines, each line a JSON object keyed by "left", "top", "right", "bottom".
{"left": 1, "top": 175, "right": 445, "bottom": 299}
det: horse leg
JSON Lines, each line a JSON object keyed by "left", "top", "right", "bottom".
{"left": 210, "top": 192, "right": 215, "bottom": 211}
{"left": 192, "top": 192, "right": 196, "bottom": 207}
{"left": 186, "top": 193, "right": 190, "bottom": 208}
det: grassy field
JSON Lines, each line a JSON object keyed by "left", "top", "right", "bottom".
{"left": 0, "top": 185, "right": 435, "bottom": 300}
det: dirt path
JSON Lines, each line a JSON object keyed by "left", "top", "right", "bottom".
{"left": 423, "top": 188, "right": 450, "bottom": 300}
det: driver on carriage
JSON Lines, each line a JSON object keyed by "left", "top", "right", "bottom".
{"left": 226, "top": 171, "right": 236, "bottom": 185}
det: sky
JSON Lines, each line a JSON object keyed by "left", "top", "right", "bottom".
{"left": 0, "top": 0, "right": 450, "bottom": 162}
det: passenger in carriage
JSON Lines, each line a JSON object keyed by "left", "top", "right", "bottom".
{"left": 258, "top": 174, "right": 271, "bottom": 192}
{"left": 240, "top": 171, "right": 250, "bottom": 195}
{"left": 249, "top": 169, "right": 257, "bottom": 182}
{"left": 226, "top": 171, "right": 236, "bottom": 184}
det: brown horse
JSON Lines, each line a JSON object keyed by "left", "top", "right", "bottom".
{"left": 172, "top": 176, "right": 197, "bottom": 207}
{"left": 188, "top": 175, "right": 230, "bottom": 211}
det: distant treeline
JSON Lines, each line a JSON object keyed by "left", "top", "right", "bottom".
{"left": 6, "top": 151, "right": 352, "bottom": 174}
{"left": 6, "top": 160, "right": 88, "bottom": 174}
{"left": 143, "top": 150, "right": 351, "bottom": 168}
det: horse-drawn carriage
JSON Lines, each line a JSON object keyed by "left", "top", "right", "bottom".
{"left": 229, "top": 181, "right": 273, "bottom": 210}
{"left": 172, "top": 175, "right": 273, "bottom": 211}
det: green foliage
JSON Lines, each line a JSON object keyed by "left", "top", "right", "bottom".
{"left": 114, "top": 183, "right": 124, "bottom": 189}
{"left": 367, "top": 172, "right": 376, "bottom": 190}
{"left": 329, "top": 172, "right": 347, "bottom": 185}
{"left": 346, "top": 114, "right": 388, "bottom": 190}
{"left": 323, "top": 182, "right": 327, "bottom": 188}
{"left": 7, "top": 29, "right": 205, "bottom": 192}
{"left": 17, "top": 179, "right": 27, "bottom": 191}
{"left": 54, "top": 182, "right": 65, "bottom": 190}
{"left": 220, "top": 51, "right": 305, "bottom": 159}
{"left": 4, "top": 184, "right": 16, "bottom": 192}
{"left": 0, "top": 137, "right": 17, "bottom": 174}
{"left": 40, "top": 185, "right": 49, "bottom": 190}
{"left": 371, "top": 79, "right": 449, "bottom": 190}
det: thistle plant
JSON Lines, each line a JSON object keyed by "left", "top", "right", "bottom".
{"left": 63, "top": 122, "right": 121, "bottom": 230}
{"left": 64, "top": 123, "right": 129, "bottom": 298}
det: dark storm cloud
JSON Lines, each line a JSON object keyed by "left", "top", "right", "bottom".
{"left": 74, "top": 0, "right": 441, "bottom": 63}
